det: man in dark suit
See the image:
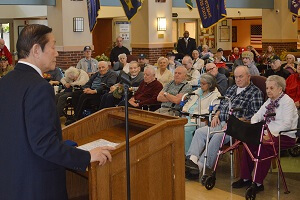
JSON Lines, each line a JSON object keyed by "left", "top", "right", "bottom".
{"left": 177, "top": 31, "right": 197, "bottom": 58}
{"left": 0, "top": 24, "right": 114, "bottom": 200}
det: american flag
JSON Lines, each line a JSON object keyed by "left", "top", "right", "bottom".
{"left": 250, "top": 25, "right": 262, "bottom": 44}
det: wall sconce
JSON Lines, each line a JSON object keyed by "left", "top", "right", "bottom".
{"left": 73, "top": 17, "right": 84, "bottom": 32}
{"left": 157, "top": 17, "right": 167, "bottom": 31}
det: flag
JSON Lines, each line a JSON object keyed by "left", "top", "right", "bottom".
{"left": 185, "top": 0, "right": 193, "bottom": 11}
{"left": 290, "top": 0, "right": 300, "bottom": 22}
{"left": 87, "top": 0, "right": 100, "bottom": 32}
{"left": 250, "top": 35, "right": 262, "bottom": 44}
{"left": 195, "top": 0, "right": 226, "bottom": 29}
{"left": 120, "top": 0, "right": 143, "bottom": 21}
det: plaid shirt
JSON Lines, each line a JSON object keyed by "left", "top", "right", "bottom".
{"left": 218, "top": 82, "right": 264, "bottom": 122}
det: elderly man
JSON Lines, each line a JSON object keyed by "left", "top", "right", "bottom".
{"left": 124, "top": 65, "right": 163, "bottom": 109}
{"left": 240, "top": 51, "right": 260, "bottom": 76}
{"left": 185, "top": 66, "right": 264, "bottom": 177}
{"left": 264, "top": 55, "right": 290, "bottom": 79}
{"left": 229, "top": 47, "right": 240, "bottom": 63}
{"left": 76, "top": 46, "right": 98, "bottom": 76}
{"left": 206, "top": 63, "right": 228, "bottom": 95}
{"left": 156, "top": 66, "right": 192, "bottom": 116}
{"left": 177, "top": 31, "right": 197, "bottom": 58}
{"left": 110, "top": 36, "right": 130, "bottom": 65}
{"left": 66, "top": 61, "right": 117, "bottom": 125}
{"left": 182, "top": 56, "right": 200, "bottom": 85}
{"left": 0, "top": 38, "right": 12, "bottom": 65}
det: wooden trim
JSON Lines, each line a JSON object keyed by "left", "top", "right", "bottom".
{"left": 262, "top": 39, "right": 297, "bottom": 43}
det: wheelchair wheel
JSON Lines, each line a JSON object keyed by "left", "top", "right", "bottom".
{"left": 204, "top": 176, "right": 216, "bottom": 190}
{"left": 200, "top": 174, "right": 208, "bottom": 186}
{"left": 245, "top": 186, "right": 256, "bottom": 200}
{"left": 288, "top": 146, "right": 300, "bottom": 157}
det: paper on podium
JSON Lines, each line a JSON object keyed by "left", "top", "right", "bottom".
{"left": 77, "top": 139, "right": 119, "bottom": 151}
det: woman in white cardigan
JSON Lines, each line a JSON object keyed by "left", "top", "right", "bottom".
{"left": 182, "top": 73, "right": 221, "bottom": 153}
{"left": 232, "top": 75, "right": 298, "bottom": 194}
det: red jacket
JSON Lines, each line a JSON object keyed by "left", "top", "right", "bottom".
{"left": 286, "top": 73, "right": 300, "bottom": 103}
{"left": 0, "top": 45, "right": 13, "bottom": 65}
{"left": 134, "top": 79, "right": 163, "bottom": 107}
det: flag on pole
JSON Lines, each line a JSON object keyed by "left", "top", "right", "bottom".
{"left": 120, "top": 0, "right": 143, "bottom": 21}
{"left": 195, "top": 0, "right": 226, "bottom": 29}
{"left": 290, "top": 0, "right": 300, "bottom": 22}
{"left": 87, "top": 0, "right": 100, "bottom": 32}
{"left": 185, "top": 0, "right": 193, "bottom": 11}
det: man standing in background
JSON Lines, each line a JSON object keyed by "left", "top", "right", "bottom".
{"left": 110, "top": 36, "right": 130, "bottom": 65}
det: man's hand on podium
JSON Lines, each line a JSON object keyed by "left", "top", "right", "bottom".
{"left": 90, "top": 146, "right": 115, "bottom": 166}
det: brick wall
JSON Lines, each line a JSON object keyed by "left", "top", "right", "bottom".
{"left": 56, "top": 51, "right": 84, "bottom": 70}
{"left": 132, "top": 47, "right": 174, "bottom": 64}
{"left": 262, "top": 42, "right": 297, "bottom": 55}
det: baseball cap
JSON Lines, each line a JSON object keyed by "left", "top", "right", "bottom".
{"left": 166, "top": 52, "right": 175, "bottom": 57}
{"left": 83, "top": 46, "right": 92, "bottom": 51}
{"left": 269, "top": 55, "right": 280, "bottom": 62}
{"left": 139, "top": 54, "right": 147, "bottom": 59}
{"left": 241, "top": 51, "right": 254, "bottom": 59}
{"left": 217, "top": 48, "right": 224, "bottom": 52}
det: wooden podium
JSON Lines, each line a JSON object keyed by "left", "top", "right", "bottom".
{"left": 62, "top": 107, "right": 187, "bottom": 200}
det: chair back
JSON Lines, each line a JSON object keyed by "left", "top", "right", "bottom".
{"left": 127, "top": 55, "right": 138, "bottom": 63}
{"left": 250, "top": 75, "right": 267, "bottom": 101}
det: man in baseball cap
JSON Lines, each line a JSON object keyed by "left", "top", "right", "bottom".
{"left": 264, "top": 55, "right": 290, "bottom": 79}
{"left": 76, "top": 46, "right": 98, "bottom": 76}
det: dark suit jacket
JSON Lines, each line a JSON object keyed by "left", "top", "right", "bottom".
{"left": 0, "top": 63, "right": 91, "bottom": 200}
{"left": 177, "top": 37, "right": 197, "bottom": 57}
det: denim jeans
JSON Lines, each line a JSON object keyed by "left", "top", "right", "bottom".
{"left": 187, "top": 121, "right": 229, "bottom": 169}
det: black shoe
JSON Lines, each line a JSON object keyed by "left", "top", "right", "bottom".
{"left": 232, "top": 179, "right": 252, "bottom": 188}
{"left": 65, "top": 119, "right": 76, "bottom": 126}
{"left": 250, "top": 184, "right": 264, "bottom": 193}
{"left": 185, "top": 159, "right": 199, "bottom": 175}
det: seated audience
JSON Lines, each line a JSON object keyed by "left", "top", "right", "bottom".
{"left": 229, "top": 47, "right": 240, "bottom": 63}
{"left": 232, "top": 75, "right": 297, "bottom": 194}
{"left": 192, "top": 50, "right": 205, "bottom": 72}
{"left": 76, "top": 46, "right": 98, "bottom": 76}
{"left": 99, "top": 61, "right": 144, "bottom": 109}
{"left": 55, "top": 67, "right": 89, "bottom": 117}
{"left": 110, "top": 36, "right": 130, "bottom": 65}
{"left": 185, "top": 66, "right": 264, "bottom": 177}
{"left": 264, "top": 55, "right": 290, "bottom": 79}
{"left": 156, "top": 66, "right": 192, "bottom": 116}
{"left": 240, "top": 51, "right": 260, "bottom": 76}
{"left": 246, "top": 45, "right": 260, "bottom": 64}
{"left": 205, "top": 63, "right": 228, "bottom": 95}
{"left": 43, "top": 67, "right": 64, "bottom": 85}
{"left": 282, "top": 54, "right": 297, "bottom": 74}
{"left": 115, "top": 53, "right": 130, "bottom": 74}
{"left": 166, "top": 52, "right": 181, "bottom": 76}
{"left": 120, "top": 65, "right": 163, "bottom": 109}
{"left": 182, "top": 56, "right": 200, "bottom": 85}
{"left": 155, "top": 56, "right": 173, "bottom": 86}
{"left": 216, "top": 48, "right": 227, "bottom": 62}
{"left": 182, "top": 73, "right": 221, "bottom": 153}
{"left": 286, "top": 63, "right": 300, "bottom": 111}
{"left": 65, "top": 61, "right": 117, "bottom": 125}
{"left": 0, "top": 56, "right": 14, "bottom": 77}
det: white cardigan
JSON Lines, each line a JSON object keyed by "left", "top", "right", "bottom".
{"left": 182, "top": 88, "right": 221, "bottom": 115}
{"left": 251, "top": 94, "right": 298, "bottom": 138}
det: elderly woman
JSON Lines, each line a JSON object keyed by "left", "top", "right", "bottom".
{"left": 182, "top": 73, "right": 221, "bottom": 153}
{"left": 286, "top": 63, "right": 300, "bottom": 111}
{"left": 155, "top": 56, "right": 173, "bottom": 86}
{"left": 282, "top": 54, "right": 297, "bottom": 74}
{"left": 114, "top": 53, "right": 130, "bottom": 74}
{"left": 261, "top": 45, "right": 275, "bottom": 65}
{"left": 232, "top": 75, "right": 298, "bottom": 194}
{"left": 192, "top": 50, "right": 205, "bottom": 72}
{"left": 0, "top": 56, "right": 14, "bottom": 77}
{"left": 200, "top": 45, "right": 214, "bottom": 60}
{"left": 99, "top": 61, "right": 144, "bottom": 109}
{"left": 55, "top": 66, "right": 89, "bottom": 117}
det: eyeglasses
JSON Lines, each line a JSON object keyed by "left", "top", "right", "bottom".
{"left": 206, "top": 67, "right": 215, "bottom": 72}
{"left": 200, "top": 82, "right": 208, "bottom": 86}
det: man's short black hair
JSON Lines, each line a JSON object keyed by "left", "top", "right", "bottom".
{"left": 17, "top": 24, "right": 53, "bottom": 59}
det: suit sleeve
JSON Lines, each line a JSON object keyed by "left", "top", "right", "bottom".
{"left": 25, "top": 81, "right": 90, "bottom": 171}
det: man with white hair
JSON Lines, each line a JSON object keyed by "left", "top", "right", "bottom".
{"left": 182, "top": 55, "right": 200, "bottom": 85}
{"left": 186, "top": 66, "right": 264, "bottom": 178}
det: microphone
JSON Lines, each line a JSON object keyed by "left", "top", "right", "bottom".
{"left": 120, "top": 73, "right": 131, "bottom": 85}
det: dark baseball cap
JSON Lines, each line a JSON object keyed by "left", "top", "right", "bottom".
{"left": 139, "top": 54, "right": 147, "bottom": 59}
{"left": 269, "top": 55, "right": 280, "bottom": 62}
{"left": 83, "top": 46, "right": 92, "bottom": 51}
{"left": 217, "top": 48, "right": 224, "bottom": 52}
{"left": 166, "top": 52, "right": 175, "bottom": 57}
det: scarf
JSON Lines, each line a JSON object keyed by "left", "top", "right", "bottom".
{"left": 264, "top": 92, "right": 284, "bottom": 124}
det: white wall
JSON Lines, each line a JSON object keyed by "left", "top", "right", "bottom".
{"left": 0, "top": 5, "right": 47, "bottom": 18}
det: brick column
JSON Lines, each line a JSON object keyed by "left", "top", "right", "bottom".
{"left": 262, "top": 42, "right": 297, "bottom": 55}
{"left": 132, "top": 47, "right": 173, "bottom": 64}
{"left": 56, "top": 51, "right": 84, "bottom": 70}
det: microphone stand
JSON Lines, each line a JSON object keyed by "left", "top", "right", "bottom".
{"left": 124, "top": 83, "right": 131, "bottom": 200}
